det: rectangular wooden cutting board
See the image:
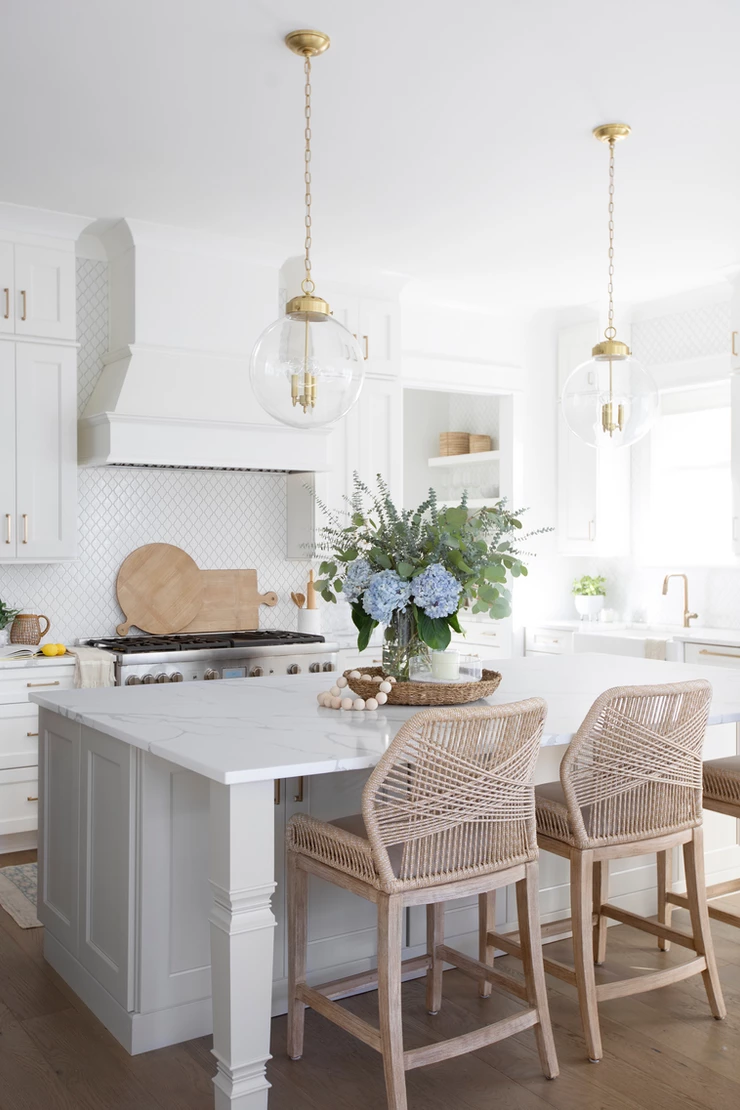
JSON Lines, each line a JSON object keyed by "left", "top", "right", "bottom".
{"left": 179, "top": 570, "right": 278, "bottom": 633}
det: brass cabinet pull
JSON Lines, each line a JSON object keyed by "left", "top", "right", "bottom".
{"left": 2, "top": 287, "right": 8, "bottom": 319}
{"left": 26, "top": 731, "right": 39, "bottom": 737}
{"left": 27, "top": 796, "right": 38, "bottom": 802}
{"left": 274, "top": 779, "right": 281, "bottom": 806}
{"left": 20, "top": 290, "right": 27, "bottom": 321}
{"left": 362, "top": 335, "right": 369, "bottom": 360}
{"left": 293, "top": 776, "right": 305, "bottom": 803}
{"left": 733, "top": 331, "right": 739, "bottom": 358}
{"left": 4, "top": 513, "right": 10, "bottom": 544}
{"left": 26, "top": 680, "right": 60, "bottom": 688}
{"left": 22, "top": 513, "right": 28, "bottom": 544}
{"left": 698, "top": 649, "right": 740, "bottom": 660}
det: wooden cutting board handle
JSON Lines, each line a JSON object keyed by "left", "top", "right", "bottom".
{"left": 260, "top": 591, "right": 278, "bottom": 608}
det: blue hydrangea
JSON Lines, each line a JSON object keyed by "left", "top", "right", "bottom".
{"left": 362, "top": 570, "right": 412, "bottom": 624}
{"left": 411, "top": 563, "right": 461, "bottom": 619}
{"left": 343, "top": 558, "right": 373, "bottom": 603}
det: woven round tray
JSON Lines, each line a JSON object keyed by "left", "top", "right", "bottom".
{"left": 344, "top": 666, "right": 502, "bottom": 707}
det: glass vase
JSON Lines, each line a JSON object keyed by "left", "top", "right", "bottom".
{"left": 382, "top": 608, "right": 427, "bottom": 682}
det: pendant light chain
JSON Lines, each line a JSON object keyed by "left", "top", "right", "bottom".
{"left": 301, "top": 53, "right": 315, "bottom": 296}
{"left": 606, "top": 138, "right": 616, "bottom": 339}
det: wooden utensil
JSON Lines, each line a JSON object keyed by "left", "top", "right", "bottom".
{"left": 180, "top": 570, "right": 278, "bottom": 632}
{"left": 116, "top": 544, "right": 203, "bottom": 636}
{"left": 291, "top": 592, "right": 306, "bottom": 609}
{"left": 306, "top": 570, "right": 317, "bottom": 610}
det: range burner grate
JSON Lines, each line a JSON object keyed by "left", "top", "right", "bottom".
{"left": 86, "top": 630, "right": 326, "bottom": 654}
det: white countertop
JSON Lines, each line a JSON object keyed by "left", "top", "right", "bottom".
{"left": 529, "top": 620, "right": 740, "bottom": 647}
{"left": 31, "top": 653, "right": 740, "bottom": 786}
{"left": 0, "top": 653, "right": 75, "bottom": 670}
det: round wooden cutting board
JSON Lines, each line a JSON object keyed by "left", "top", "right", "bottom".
{"left": 116, "top": 544, "right": 204, "bottom": 636}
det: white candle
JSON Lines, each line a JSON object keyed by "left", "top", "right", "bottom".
{"left": 431, "top": 650, "right": 460, "bottom": 681}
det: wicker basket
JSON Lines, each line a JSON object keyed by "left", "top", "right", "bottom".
{"left": 344, "top": 666, "right": 502, "bottom": 707}
{"left": 469, "top": 434, "right": 493, "bottom": 453}
{"left": 439, "top": 432, "right": 470, "bottom": 457}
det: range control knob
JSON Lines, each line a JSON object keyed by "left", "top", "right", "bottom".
{"left": 142, "top": 674, "right": 156, "bottom": 684}
{"left": 126, "top": 675, "right": 142, "bottom": 686}
{"left": 287, "top": 664, "right": 301, "bottom": 675}
{"left": 322, "top": 662, "right": 335, "bottom": 673}
{"left": 309, "top": 662, "right": 321, "bottom": 673}
{"left": 170, "top": 672, "right": 183, "bottom": 682}
{"left": 250, "top": 666, "right": 264, "bottom": 678}
{"left": 204, "top": 669, "right": 220, "bottom": 680}
{"left": 155, "top": 673, "right": 170, "bottom": 684}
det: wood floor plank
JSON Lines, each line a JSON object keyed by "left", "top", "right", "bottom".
{"left": 0, "top": 920, "right": 69, "bottom": 1023}
{"left": 0, "top": 999, "right": 80, "bottom": 1110}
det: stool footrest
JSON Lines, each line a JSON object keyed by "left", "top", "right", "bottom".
{"left": 296, "top": 984, "right": 382, "bottom": 1053}
{"left": 403, "top": 1007, "right": 539, "bottom": 1071}
{"left": 312, "top": 955, "right": 432, "bottom": 1002}
{"left": 436, "top": 944, "right": 528, "bottom": 1002}
{"left": 596, "top": 956, "right": 707, "bottom": 1002}
{"left": 600, "top": 903, "right": 697, "bottom": 950}
{"left": 667, "top": 889, "right": 740, "bottom": 928}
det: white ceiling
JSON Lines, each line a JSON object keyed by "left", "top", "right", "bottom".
{"left": 3, "top": 0, "right": 740, "bottom": 315}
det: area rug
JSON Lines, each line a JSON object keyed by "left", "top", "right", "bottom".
{"left": 0, "top": 862, "right": 42, "bottom": 928}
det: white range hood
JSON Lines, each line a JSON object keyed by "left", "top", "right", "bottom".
{"left": 78, "top": 219, "right": 330, "bottom": 471}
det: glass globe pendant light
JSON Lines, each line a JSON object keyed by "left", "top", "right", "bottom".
{"left": 250, "top": 30, "right": 365, "bottom": 429}
{"left": 561, "top": 124, "right": 658, "bottom": 449}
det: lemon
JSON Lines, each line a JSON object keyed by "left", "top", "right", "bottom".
{"left": 55, "top": 644, "right": 66, "bottom": 655}
{"left": 41, "top": 644, "right": 59, "bottom": 657}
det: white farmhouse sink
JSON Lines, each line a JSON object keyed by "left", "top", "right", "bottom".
{"left": 572, "top": 625, "right": 685, "bottom": 661}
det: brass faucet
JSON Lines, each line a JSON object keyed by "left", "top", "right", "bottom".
{"left": 662, "top": 573, "right": 698, "bottom": 628}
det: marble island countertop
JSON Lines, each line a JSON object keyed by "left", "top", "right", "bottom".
{"left": 0, "top": 653, "right": 75, "bottom": 669}
{"left": 31, "top": 653, "right": 740, "bottom": 786}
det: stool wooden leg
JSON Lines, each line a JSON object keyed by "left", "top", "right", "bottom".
{"left": 683, "top": 827, "right": 726, "bottom": 1020}
{"left": 656, "top": 849, "right": 673, "bottom": 952}
{"left": 516, "top": 862, "right": 559, "bottom": 1079}
{"left": 287, "top": 851, "right": 308, "bottom": 1060}
{"left": 378, "top": 893, "right": 408, "bottom": 1110}
{"left": 477, "top": 890, "right": 496, "bottom": 998}
{"left": 426, "top": 902, "right": 445, "bottom": 1014}
{"left": 571, "top": 848, "right": 603, "bottom": 1062}
{"left": 593, "top": 860, "right": 609, "bottom": 965}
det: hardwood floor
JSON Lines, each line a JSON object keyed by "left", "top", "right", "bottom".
{"left": 1, "top": 848, "right": 740, "bottom": 1109}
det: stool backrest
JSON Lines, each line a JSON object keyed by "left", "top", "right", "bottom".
{"left": 362, "top": 698, "right": 547, "bottom": 892}
{"left": 559, "top": 680, "right": 712, "bottom": 849}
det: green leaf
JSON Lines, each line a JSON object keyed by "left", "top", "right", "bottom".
{"left": 318, "top": 560, "right": 337, "bottom": 577}
{"left": 443, "top": 507, "right": 468, "bottom": 528}
{"left": 482, "top": 564, "right": 507, "bottom": 583}
{"left": 336, "top": 547, "right": 358, "bottom": 563}
{"left": 352, "top": 513, "right": 365, "bottom": 527}
{"left": 397, "top": 561, "right": 414, "bottom": 579}
{"left": 478, "top": 583, "right": 500, "bottom": 604}
{"left": 446, "top": 610, "right": 463, "bottom": 635}
{"left": 334, "top": 579, "right": 343, "bottom": 592}
{"left": 351, "top": 603, "right": 377, "bottom": 652}
{"left": 416, "top": 607, "right": 452, "bottom": 651}
{"left": 370, "top": 548, "right": 392, "bottom": 569}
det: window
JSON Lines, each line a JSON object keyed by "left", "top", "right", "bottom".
{"left": 644, "top": 382, "right": 732, "bottom": 565}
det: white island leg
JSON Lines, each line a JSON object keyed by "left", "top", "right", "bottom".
{"left": 209, "top": 779, "right": 277, "bottom": 1109}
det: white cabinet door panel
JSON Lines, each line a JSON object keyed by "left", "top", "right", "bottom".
{"left": 358, "top": 298, "right": 400, "bottom": 378}
{"left": 15, "top": 343, "right": 77, "bottom": 559}
{"left": 38, "top": 709, "right": 80, "bottom": 955}
{"left": 732, "top": 374, "right": 740, "bottom": 554}
{"left": 0, "top": 241, "right": 14, "bottom": 334}
{"left": 346, "top": 377, "right": 403, "bottom": 502}
{"left": 14, "top": 245, "right": 75, "bottom": 340}
{"left": 0, "top": 344, "right": 15, "bottom": 558}
{"left": 0, "top": 704, "right": 39, "bottom": 769}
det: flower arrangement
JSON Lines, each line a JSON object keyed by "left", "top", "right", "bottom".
{"left": 572, "top": 575, "right": 606, "bottom": 596}
{"left": 0, "top": 598, "right": 19, "bottom": 630}
{"left": 315, "top": 475, "right": 546, "bottom": 679}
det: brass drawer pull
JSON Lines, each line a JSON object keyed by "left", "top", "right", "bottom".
{"left": 26, "top": 680, "right": 60, "bottom": 688}
{"left": 3, "top": 287, "right": 8, "bottom": 319}
{"left": 26, "top": 731, "right": 39, "bottom": 738}
{"left": 20, "top": 289, "right": 27, "bottom": 321}
{"left": 362, "top": 335, "right": 369, "bottom": 360}
{"left": 274, "top": 779, "right": 281, "bottom": 806}
{"left": 27, "top": 796, "right": 38, "bottom": 802}
{"left": 733, "top": 331, "right": 739, "bottom": 358}
{"left": 22, "top": 513, "right": 28, "bottom": 544}
{"left": 4, "top": 513, "right": 9, "bottom": 544}
{"left": 698, "top": 649, "right": 740, "bottom": 660}
{"left": 293, "top": 776, "right": 305, "bottom": 803}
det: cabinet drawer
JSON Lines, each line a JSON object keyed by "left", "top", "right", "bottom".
{"left": 0, "top": 705, "right": 39, "bottom": 769}
{"left": 0, "top": 766, "right": 38, "bottom": 834}
{"left": 0, "top": 668, "right": 74, "bottom": 705}
{"left": 525, "top": 627, "right": 574, "bottom": 655}
{"left": 684, "top": 642, "right": 740, "bottom": 668}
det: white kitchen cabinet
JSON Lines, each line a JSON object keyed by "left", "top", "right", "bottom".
{"left": 0, "top": 241, "right": 14, "bottom": 335}
{"left": 557, "top": 322, "right": 630, "bottom": 556}
{"left": 323, "top": 289, "right": 401, "bottom": 379}
{"left": 13, "top": 244, "right": 76, "bottom": 340}
{"left": 731, "top": 372, "right": 740, "bottom": 554}
{"left": 0, "top": 342, "right": 77, "bottom": 561}
{"left": 731, "top": 278, "right": 740, "bottom": 374}
{"left": 524, "top": 626, "right": 575, "bottom": 656}
{"left": 346, "top": 376, "right": 403, "bottom": 501}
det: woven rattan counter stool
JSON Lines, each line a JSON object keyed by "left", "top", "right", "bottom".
{"left": 482, "top": 680, "right": 725, "bottom": 1065}
{"left": 657, "top": 752, "right": 740, "bottom": 941}
{"left": 285, "top": 700, "right": 559, "bottom": 1110}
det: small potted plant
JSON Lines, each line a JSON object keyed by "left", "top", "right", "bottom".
{"left": 0, "top": 598, "right": 20, "bottom": 646}
{"left": 572, "top": 575, "right": 606, "bottom": 621}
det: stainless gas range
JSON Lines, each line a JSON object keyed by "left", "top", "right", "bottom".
{"left": 85, "top": 631, "right": 340, "bottom": 686}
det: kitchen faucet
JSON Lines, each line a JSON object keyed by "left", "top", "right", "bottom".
{"left": 662, "top": 573, "right": 698, "bottom": 628}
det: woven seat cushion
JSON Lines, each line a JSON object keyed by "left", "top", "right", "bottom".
{"left": 287, "top": 812, "right": 403, "bottom": 890}
{"left": 704, "top": 756, "right": 740, "bottom": 807}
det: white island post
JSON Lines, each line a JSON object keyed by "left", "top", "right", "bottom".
{"left": 31, "top": 654, "right": 740, "bottom": 1110}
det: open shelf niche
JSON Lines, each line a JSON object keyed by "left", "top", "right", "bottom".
{"left": 403, "top": 389, "right": 501, "bottom": 511}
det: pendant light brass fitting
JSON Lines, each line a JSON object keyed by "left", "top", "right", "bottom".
{"left": 592, "top": 338, "right": 631, "bottom": 360}
{"left": 285, "top": 29, "right": 331, "bottom": 57}
{"left": 593, "top": 123, "right": 631, "bottom": 144}
{"left": 286, "top": 293, "right": 332, "bottom": 319}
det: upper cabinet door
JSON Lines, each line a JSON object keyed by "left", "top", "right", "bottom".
{"left": 732, "top": 279, "right": 740, "bottom": 374}
{"left": 14, "top": 245, "right": 75, "bottom": 340}
{"left": 0, "top": 241, "right": 14, "bottom": 335}
{"left": 0, "top": 344, "right": 16, "bottom": 558}
{"left": 15, "top": 343, "right": 77, "bottom": 560}
{"left": 358, "top": 297, "right": 400, "bottom": 378}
